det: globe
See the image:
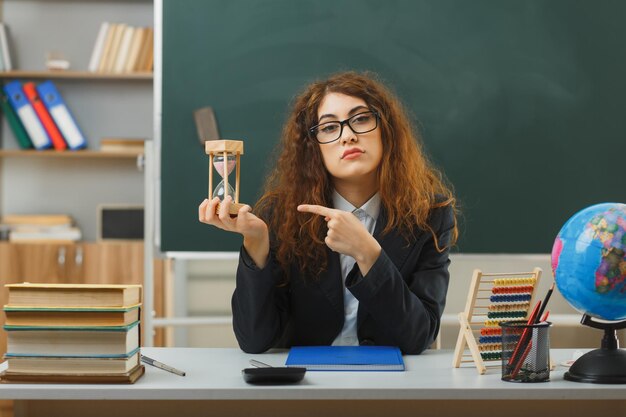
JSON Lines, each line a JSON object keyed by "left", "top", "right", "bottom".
{"left": 551, "top": 203, "right": 626, "bottom": 321}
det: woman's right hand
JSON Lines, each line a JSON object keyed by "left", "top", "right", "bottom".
{"left": 198, "top": 196, "right": 270, "bottom": 268}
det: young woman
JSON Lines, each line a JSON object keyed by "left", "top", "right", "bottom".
{"left": 199, "top": 71, "right": 458, "bottom": 354}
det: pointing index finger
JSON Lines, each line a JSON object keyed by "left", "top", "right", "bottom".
{"left": 297, "top": 204, "right": 335, "bottom": 217}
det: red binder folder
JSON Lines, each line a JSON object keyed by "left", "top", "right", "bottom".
{"left": 23, "top": 82, "right": 67, "bottom": 150}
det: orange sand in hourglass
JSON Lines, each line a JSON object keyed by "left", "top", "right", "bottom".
{"left": 205, "top": 140, "right": 246, "bottom": 216}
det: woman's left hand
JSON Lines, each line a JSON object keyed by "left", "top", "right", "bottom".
{"left": 297, "top": 204, "right": 381, "bottom": 275}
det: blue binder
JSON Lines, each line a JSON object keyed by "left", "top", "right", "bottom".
{"left": 285, "top": 346, "right": 405, "bottom": 371}
{"left": 36, "top": 81, "right": 87, "bottom": 150}
{"left": 3, "top": 80, "right": 52, "bottom": 150}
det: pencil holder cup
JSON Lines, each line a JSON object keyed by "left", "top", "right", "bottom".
{"left": 500, "top": 320, "right": 552, "bottom": 383}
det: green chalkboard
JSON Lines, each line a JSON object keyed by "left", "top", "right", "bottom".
{"left": 161, "top": 0, "right": 626, "bottom": 253}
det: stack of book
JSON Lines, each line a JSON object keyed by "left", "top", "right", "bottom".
{"left": 1, "top": 283, "right": 144, "bottom": 384}
{"left": 0, "top": 214, "right": 81, "bottom": 243}
{"left": 88, "top": 22, "right": 154, "bottom": 74}
{"left": 0, "top": 80, "right": 87, "bottom": 150}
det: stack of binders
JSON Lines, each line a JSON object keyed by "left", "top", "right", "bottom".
{"left": 1, "top": 283, "right": 144, "bottom": 384}
{"left": 0, "top": 80, "right": 87, "bottom": 151}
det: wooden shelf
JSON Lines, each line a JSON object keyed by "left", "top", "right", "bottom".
{"left": 0, "top": 150, "right": 143, "bottom": 159}
{"left": 0, "top": 71, "right": 153, "bottom": 81}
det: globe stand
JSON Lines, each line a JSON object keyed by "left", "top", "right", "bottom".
{"left": 564, "top": 314, "right": 626, "bottom": 384}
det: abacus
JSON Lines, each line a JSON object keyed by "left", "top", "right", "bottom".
{"left": 452, "top": 268, "right": 542, "bottom": 374}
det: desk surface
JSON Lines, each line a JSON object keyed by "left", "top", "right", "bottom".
{"left": 0, "top": 348, "right": 624, "bottom": 401}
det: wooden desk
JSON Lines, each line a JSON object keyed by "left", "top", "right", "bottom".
{"left": 1, "top": 348, "right": 625, "bottom": 417}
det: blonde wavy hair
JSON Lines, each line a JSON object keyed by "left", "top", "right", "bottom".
{"left": 255, "top": 71, "right": 458, "bottom": 279}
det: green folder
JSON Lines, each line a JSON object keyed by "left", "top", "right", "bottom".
{"left": 0, "top": 91, "right": 33, "bottom": 149}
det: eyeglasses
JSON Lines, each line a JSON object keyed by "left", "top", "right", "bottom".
{"left": 309, "top": 110, "right": 379, "bottom": 144}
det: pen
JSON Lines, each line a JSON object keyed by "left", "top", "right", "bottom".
{"left": 141, "top": 355, "right": 186, "bottom": 377}
{"left": 249, "top": 359, "right": 272, "bottom": 368}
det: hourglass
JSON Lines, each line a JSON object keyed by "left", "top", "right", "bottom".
{"left": 205, "top": 140, "right": 246, "bottom": 215}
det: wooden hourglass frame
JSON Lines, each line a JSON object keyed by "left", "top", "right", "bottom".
{"left": 205, "top": 140, "right": 245, "bottom": 215}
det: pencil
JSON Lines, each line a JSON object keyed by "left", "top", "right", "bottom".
{"left": 510, "top": 337, "right": 533, "bottom": 378}
{"left": 510, "top": 309, "right": 551, "bottom": 379}
{"left": 507, "top": 301, "right": 541, "bottom": 366}
{"left": 507, "top": 283, "right": 554, "bottom": 379}
{"left": 534, "top": 282, "right": 555, "bottom": 324}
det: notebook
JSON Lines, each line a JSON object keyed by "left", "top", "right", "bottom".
{"left": 285, "top": 346, "right": 405, "bottom": 371}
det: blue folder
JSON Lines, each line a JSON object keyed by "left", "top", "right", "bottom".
{"left": 285, "top": 346, "right": 405, "bottom": 371}
{"left": 36, "top": 80, "right": 87, "bottom": 150}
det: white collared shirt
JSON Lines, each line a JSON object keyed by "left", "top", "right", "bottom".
{"left": 331, "top": 190, "right": 381, "bottom": 346}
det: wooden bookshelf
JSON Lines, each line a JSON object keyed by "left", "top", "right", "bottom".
{"left": 0, "top": 149, "right": 143, "bottom": 159}
{"left": 0, "top": 70, "right": 153, "bottom": 81}
{"left": 0, "top": 5, "right": 159, "bottom": 394}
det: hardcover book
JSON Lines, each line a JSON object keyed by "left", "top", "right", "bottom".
{"left": 5, "top": 322, "right": 140, "bottom": 357}
{"left": 0, "top": 363, "right": 145, "bottom": 384}
{"left": 88, "top": 21, "right": 110, "bottom": 72}
{"left": 99, "top": 138, "right": 145, "bottom": 153}
{"left": 285, "top": 346, "right": 405, "bottom": 371}
{"left": 1, "top": 214, "right": 72, "bottom": 227}
{"left": 4, "top": 306, "right": 140, "bottom": 327}
{"left": 5, "top": 283, "right": 142, "bottom": 308}
{"left": 5, "top": 351, "right": 140, "bottom": 375}
{"left": 8, "top": 226, "right": 81, "bottom": 243}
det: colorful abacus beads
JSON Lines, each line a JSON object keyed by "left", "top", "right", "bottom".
{"left": 488, "top": 302, "right": 530, "bottom": 312}
{"left": 478, "top": 336, "right": 502, "bottom": 344}
{"left": 493, "top": 277, "right": 537, "bottom": 286}
{"left": 492, "top": 285, "right": 534, "bottom": 294}
{"left": 480, "top": 327, "right": 502, "bottom": 336}
{"left": 480, "top": 351, "right": 502, "bottom": 361}
{"left": 490, "top": 294, "right": 532, "bottom": 303}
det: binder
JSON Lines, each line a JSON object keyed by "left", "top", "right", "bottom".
{"left": 0, "top": 91, "right": 32, "bottom": 149}
{"left": 285, "top": 346, "right": 405, "bottom": 371}
{"left": 36, "top": 81, "right": 87, "bottom": 150}
{"left": 23, "top": 82, "right": 67, "bottom": 150}
{"left": 3, "top": 81, "right": 52, "bottom": 150}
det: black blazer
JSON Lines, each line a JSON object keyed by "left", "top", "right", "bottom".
{"left": 231, "top": 204, "right": 454, "bottom": 354}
